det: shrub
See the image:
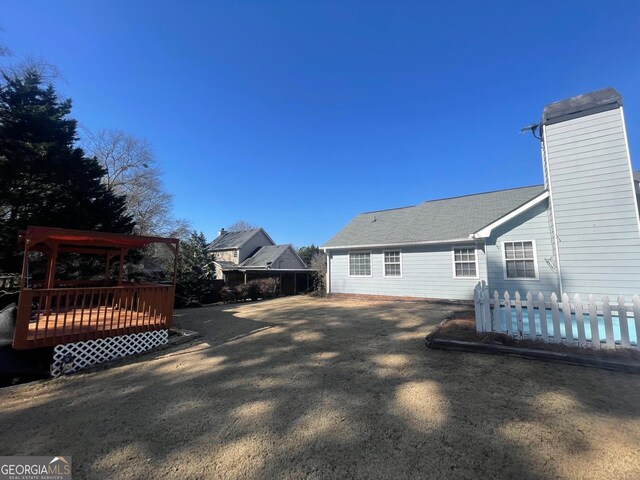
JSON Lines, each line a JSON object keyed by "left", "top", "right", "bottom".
{"left": 220, "top": 286, "right": 237, "bottom": 303}
{"left": 254, "top": 278, "right": 279, "bottom": 298}
{"left": 235, "top": 283, "right": 250, "bottom": 301}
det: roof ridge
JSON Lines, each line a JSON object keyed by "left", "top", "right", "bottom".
{"left": 359, "top": 184, "right": 544, "bottom": 215}
{"left": 361, "top": 205, "right": 416, "bottom": 215}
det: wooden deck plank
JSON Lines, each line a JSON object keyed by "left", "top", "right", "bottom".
{"left": 27, "top": 307, "right": 164, "bottom": 341}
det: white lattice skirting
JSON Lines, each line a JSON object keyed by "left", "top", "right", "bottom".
{"left": 51, "top": 330, "right": 169, "bottom": 377}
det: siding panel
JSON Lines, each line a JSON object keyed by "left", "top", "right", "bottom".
{"left": 486, "top": 201, "right": 559, "bottom": 297}
{"left": 329, "top": 244, "right": 485, "bottom": 300}
{"left": 545, "top": 107, "right": 640, "bottom": 298}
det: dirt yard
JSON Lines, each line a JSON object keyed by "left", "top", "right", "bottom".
{"left": 1, "top": 296, "right": 639, "bottom": 479}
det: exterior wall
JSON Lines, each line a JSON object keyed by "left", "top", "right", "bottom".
{"left": 214, "top": 250, "right": 237, "bottom": 263}
{"left": 239, "top": 230, "right": 274, "bottom": 263}
{"left": 486, "top": 200, "right": 559, "bottom": 297}
{"left": 328, "top": 243, "right": 486, "bottom": 300}
{"left": 272, "top": 247, "right": 306, "bottom": 269}
{"left": 544, "top": 107, "right": 640, "bottom": 298}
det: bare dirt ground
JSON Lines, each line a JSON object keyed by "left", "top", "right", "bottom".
{"left": 1, "top": 296, "right": 639, "bottom": 479}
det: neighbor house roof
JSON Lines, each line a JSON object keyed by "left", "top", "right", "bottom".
{"left": 322, "top": 185, "right": 547, "bottom": 249}
{"left": 213, "top": 260, "right": 237, "bottom": 271}
{"left": 208, "top": 228, "right": 262, "bottom": 250}
{"left": 239, "top": 245, "right": 291, "bottom": 268}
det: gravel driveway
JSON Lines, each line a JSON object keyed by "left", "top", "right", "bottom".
{"left": 1, "top": 296, "right": 639, "bottom": 479}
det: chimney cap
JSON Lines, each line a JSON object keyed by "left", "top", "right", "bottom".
{"left": 542, "top": 87, "right": 622, "bottom": 126}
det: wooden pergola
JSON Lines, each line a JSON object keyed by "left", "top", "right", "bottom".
{"left": 12, "top": 226, "right": 179, "bottom": 350}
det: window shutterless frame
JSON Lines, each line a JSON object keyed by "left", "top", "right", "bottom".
{"left": 451, "top": 246, "right": 479, "bottom": 279}
{"left": 382, "top": 250, "right": 402, "bottom": 278}
{"left": 501, "top": 240, "right": 539, "bottom": 280}
{"left": 347, "top": 251, "right": 372, "bottom": 277}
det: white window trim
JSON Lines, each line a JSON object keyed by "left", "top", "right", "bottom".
{"left": 382, "top": 250, "right": 403, "bottom": 278}
{"left": 501, "top": 240, "right": 539, "bottom": 280}
{"left": 451, "top": 246, "right": 479, "bottom": 279}
{"left": 348, "top": 251, "right": 372, "bottom": 278}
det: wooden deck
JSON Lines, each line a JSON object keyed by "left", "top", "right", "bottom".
{"left": 27, "top": 306, "right": 166, "bottom": 343}
{"left": 14, "top": 284, "right": 173, "bottom": 349}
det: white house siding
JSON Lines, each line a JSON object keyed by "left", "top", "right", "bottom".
{"left": 239, "top": 230, "right": 274, "bottom": 263}
{"left": 274, "top": 247, "right": 306, "bottom": 269}
{"left": 544, "top": 107, "right": 640, "bottom": 298}
{"left": 486, "top": 200, "right": 559, "bottom": 297}
{"left": 328, "top": 244, "right": 486, "bottom": 300}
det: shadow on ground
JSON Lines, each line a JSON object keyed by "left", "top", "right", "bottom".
{"left": 0, "top": 296, "right": 639, "bottom": 479}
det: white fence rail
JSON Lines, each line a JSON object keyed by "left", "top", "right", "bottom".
{"left": 473, "top": 282, "right": 640, "bottom": 350}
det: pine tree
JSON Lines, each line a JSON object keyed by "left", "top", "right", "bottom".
{"left": 175, "top": 231, "right": 216, "bottom": 306}
{"left": 0, "top": 70, "right": 134, "bottom": 272}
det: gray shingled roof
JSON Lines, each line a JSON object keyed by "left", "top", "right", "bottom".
{"left": 209, "top": 229, "right": 261, "bottom": 250}
{"left": 239, "top": 245, "right": 290, "bottom": 268}
{"left": 634, "top": 171, "right": 640, "bottom": 183}
{"left": 214, "top": 260, "right": 237, "bottom": 271}
{"left": 323, "top": 185, "right": 546, "bottom": 249}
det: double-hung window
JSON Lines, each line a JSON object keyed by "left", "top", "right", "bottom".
{"left": 349, "top": 252, "right": 371, "bottom": 276}
{"left": 503, "top": 241, "right": 537, "bottom": 279}
{"left": 383, "top": 251, "right": 402, "bottom": 277}
{"left": 453, "top": 247, "right": 477, "bottom": 278}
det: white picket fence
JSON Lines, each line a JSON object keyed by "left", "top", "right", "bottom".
{"left": 473, "top": 282, "right": 640, "bottom": 350}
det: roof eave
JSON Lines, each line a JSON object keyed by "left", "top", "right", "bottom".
{"left": 322, "top": 237, "right": 480, "bottom": 251}
{"left": 470, "top": 191, "right": 549, "bottom": 239}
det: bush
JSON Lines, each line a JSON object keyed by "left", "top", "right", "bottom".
{"left": 219, "top": 278, "right": 281, "bottom": 304}
{"left": 220, "top": 286, "right": 237, "bottom": 303}
{"left": 254, "top": 278, "right": 279, "bottom": 298}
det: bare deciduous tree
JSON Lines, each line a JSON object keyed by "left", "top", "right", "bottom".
{"left": 227, "top": 220, "right": 257, "bottom": 232}
{"left": 81, "top": 128, "right": 190, "bottom": 239}
{"left": 309, "top": 251, "right": 327, "bottom": 296}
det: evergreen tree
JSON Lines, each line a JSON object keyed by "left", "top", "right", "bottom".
{"left": 175, "top": 231, "right": 216, "bottom": 307}
{"left": 297, "top": 244, "right": 321, "bottom": 267}
{"left": 0, "top": 70, "right": 134, "bottom": 272}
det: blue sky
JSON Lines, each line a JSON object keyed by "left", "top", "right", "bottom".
{"left": 2, "top": 1, "right": 640, "bottom": 247}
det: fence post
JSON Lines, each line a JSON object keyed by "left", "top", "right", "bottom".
{"left": 588, "top": 294, "right": 600, "bottom": 347}
{"left": 504, "top": 291, "right": 512, "bottom": 336}
{"left": 618, "top": 296, "right": 630, "bottom": 348}
{"left": 633, "top": 296, "right": 640, "bottom": 351}
{"left": 574, "top": 294, "right": 586, "bottom": 347}
{"left": 515, "top": 291, "right": 523, "bottom": 338}
{"left": 493, "top": 291, "right": 501, "bottom": 332}
{"left": 526, "top": 292, "right": 535, "bottom": 339}
{"left": 562, "top": 293, "right": 573, "bottom": 344}
{"left": 482, "top": 283, "right": 491, "bottom": 332}
{"left": 550, "top": 293, "right": 560, "bottom": 343}
{"left": 603, "top": 295, "right": 614, "bottom": 347}
{"left": 537, "top": 292, "right": 548, "bottom": 341}
{"left": 474, "top": 283, "right": 483, "bottom": 332}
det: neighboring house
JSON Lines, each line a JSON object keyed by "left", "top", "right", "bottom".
{"left": 323, "top": 88, "right": 640, "bottom": 301}
{"left": 209, "top": 228, "right": 311, "bottom": 294}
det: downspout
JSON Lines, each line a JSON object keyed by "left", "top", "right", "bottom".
{"left": 541, "top": 125, "right": 564, "bottom": 295}
{"left": 325, "top": 250, "right": 331, "bottom": 295}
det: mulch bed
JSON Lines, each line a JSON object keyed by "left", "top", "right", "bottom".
{"left": 426, "top": 312, "right": 640, "bottom": 372}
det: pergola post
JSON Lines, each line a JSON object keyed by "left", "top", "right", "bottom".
{"left": 118, "top": 248, "right": 125, "bottom": 286}
{"left": 45, "top": 243, "right": 59, "bottom": 289}
{"left": 105, "top": 253, "right": 113, "bottom": 285}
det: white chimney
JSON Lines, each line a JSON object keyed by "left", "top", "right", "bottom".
{"left": 218, "top": 228, "right": 226, "bottom": 237}
{"left": 541, "top": 87, "right": 640, "bottom": 298}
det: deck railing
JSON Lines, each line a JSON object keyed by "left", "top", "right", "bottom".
{"left": 13, "top": 284, "right": 174, "bottom": 349}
